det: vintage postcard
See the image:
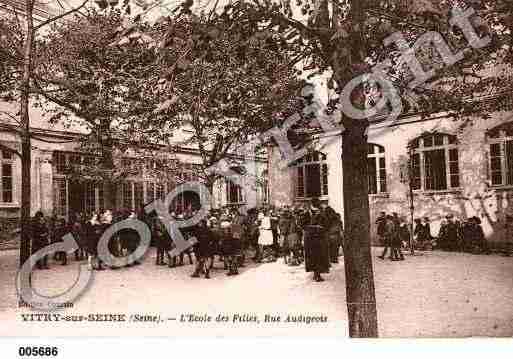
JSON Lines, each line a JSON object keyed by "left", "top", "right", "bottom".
{"left": 1, "top": 0, "right": 513, "bottom": 343}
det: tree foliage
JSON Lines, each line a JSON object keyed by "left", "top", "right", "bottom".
{"left": 0, "top": 16, "right": 23, "bottom": 103}
{"left": 114, "top": 4, "right": 306, "bottom": 185}
{"left": 33, "top": 8, "right": 184, "bottom": 183}
{"left": 207, "top": 0, "right": 513, "bottom": 121}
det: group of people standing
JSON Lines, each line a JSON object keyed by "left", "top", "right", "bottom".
{"left": 376, "top": 211, "right": 491, "bottom": 259}
{"left": 29, "top": 198, "right": 345, "bottom": 283}
{"left": 376, "top": 212, "right": 408, "bottom": 261}
{"left": 182, "top": 198, "right": 344, "bottom": 282}
{"left": 436, "top": 215, "right": 490, "bottom": 254}
{"left": 30, "top": 208, "right": 143, "bottom": 271}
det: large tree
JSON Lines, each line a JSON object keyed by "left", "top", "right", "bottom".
{"left": 0, "top": 0, "right": 88, "bottom": 268}
{"left": 118, "top": 5, "right": 306, "bottom": 204}
{"left": 33, "top": 7, "right": 185, "bottom": 208}
{"left": 210, "top": 0, "right": 513, "bottom": 337}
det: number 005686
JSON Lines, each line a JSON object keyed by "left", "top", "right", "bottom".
{"left": 18, "top": 346, "right": 58, "bottom": 357}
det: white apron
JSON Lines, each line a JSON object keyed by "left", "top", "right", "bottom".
{"left": 258, "top": 216, "right": 274, "bottom": 246}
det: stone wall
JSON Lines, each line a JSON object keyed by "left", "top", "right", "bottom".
{"left": 267, "top": 111, "right": 513, "bottom": 247}
{"left": 367, "top": 111, "right": 513, "bottom": 246}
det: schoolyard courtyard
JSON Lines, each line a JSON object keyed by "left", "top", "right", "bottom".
{"left": 0, "top": 247, "right": 512, "bottom": 338}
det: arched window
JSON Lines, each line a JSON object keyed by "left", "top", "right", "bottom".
{"left": 410, "top": 133, "right": 459, "bottom": 191}
{"left": 368, "top": 144, "right": 386, "bottom": 194}
{"left": 226, "top": 166, "right": 245, "bottom": 204}
{"left": 487, "top": 123, "right": 513, "bottom": 186}
{"left": 294, "top": 151, "right": 328, "bottom": 198}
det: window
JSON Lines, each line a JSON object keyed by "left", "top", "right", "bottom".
{"left": 225, "top": 166, "right": 245, "bottom": 204}
{"left": 487, "top": 123, "right": 513, "bottom": 186}
{"left": 84, "top": 182, "right": 96, "bottom": 215}
{"left": 181, "top": 163, "right": 194, "bottom": 182}
{"left": 146, "top": 182, "right": 155, "bottom": 203}
{"left": 54, "top": 151, "right": 67, "bottom": 174}
{"left": 294, "top": 151, "right": 328, "bottom": 198}
{"left": 367, "top": 144, "right": 387, "bottom": 194}
{"left": 98, "top": 185, "right": 104, "bottom": 211}
{"left": 53, "top": 151, "right": 100, "bottom": 173}
{"left": 156, "top": 183, "right": 165, "bottom": 200}
{"left": 1, "top": 149, "right": 14, "bottom": 203}
{"left": 134, "top": 182, "right": 144, "bottom": 209}
{"left": 227, "top": 180, "right": 244, "bottom": 204}
{"left": 410, "top": 133, "right": 459, "bottom": 191}
{"left": 122, "top": 182, "right": 133, "bottom": 209}
{"left": 53, "top": 178, "right": 67, "bottom": 216}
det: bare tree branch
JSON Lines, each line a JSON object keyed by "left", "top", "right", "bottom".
{"left": 0, "top": 142, "right": 22, "bottom": 158}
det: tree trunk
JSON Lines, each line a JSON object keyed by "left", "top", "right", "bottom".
{"left": 100, "top": 120, "right": 116, "bottom": 209}
{"left": 205, "top": 175, "right": 216, "bottom": 210}
{"left": 341, "top": 118, "right": 379, "bottom": 337}
{"left": 322, "top": 0, "right": 378, "bottom": 338}
{"left": 19, "top": 0, "right": 35, "bottom": 268}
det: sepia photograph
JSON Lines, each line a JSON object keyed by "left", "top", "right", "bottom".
{"left": 0, "top": 0, "right": 512, "bottom": 344}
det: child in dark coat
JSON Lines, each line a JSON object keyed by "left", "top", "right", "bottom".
{"left": 191, "top": 220, "right": 214, "bottom": 279}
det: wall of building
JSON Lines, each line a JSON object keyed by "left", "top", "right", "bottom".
{"left": 0, "top": 129, "right": 266, "bottom": 236}
{"left": 267, "top": 110, "right": 513, "bottom": 247}
{"left": 267, "top": 131, "right": 344, "bottom": 215}
{"left": 267, "top": 145, "right": 295, "bottom": 208}
{"left": 367, "top": 110, "right": 513, "bottom": 246}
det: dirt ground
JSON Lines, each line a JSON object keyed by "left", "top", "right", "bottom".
{"left": 0, "top": 247, "right": 512, "bottom": 338}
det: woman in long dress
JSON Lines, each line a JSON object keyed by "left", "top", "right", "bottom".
{"left": 258, "top": 210, "right": 274, "bottom": 262}
{"left": 85, "top": 213, "right": 104, "bottom": 271}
